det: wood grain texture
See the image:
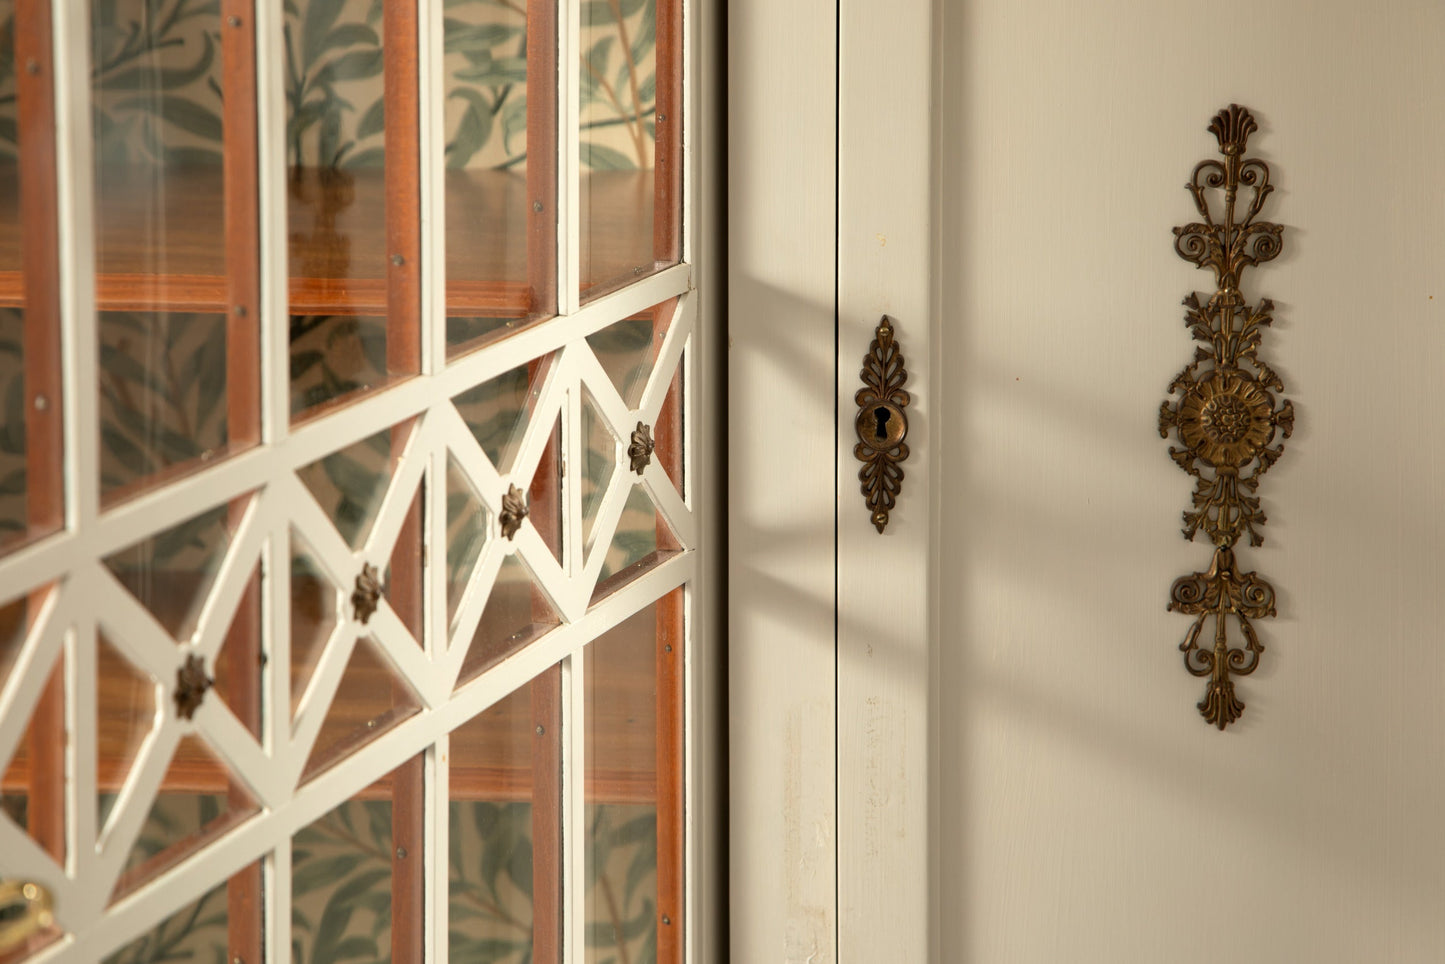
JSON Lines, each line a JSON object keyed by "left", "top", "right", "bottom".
{"left": 0, "top": 165, "right": 653, "bottom": 316}
{"left": 654, "top": 586, "right": 684, "bottom": 963}
{"left": 529, "top": 666, "right": 561, "bottom": 964}
{"left": 524, "top": 0, "right": 558, "bottom": 319}
{"left": 14, "top": 0, "right": 62, "bottom": 544}
{"left": 383, "top": 0, "right": 421, "bottom": 377}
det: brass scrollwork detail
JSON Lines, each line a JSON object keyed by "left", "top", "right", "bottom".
{"left": 854, "top": 316, "right": 910, "bottom": 533}
{"left": 1159, "top": 105, "right": 1293, "bottom": 729}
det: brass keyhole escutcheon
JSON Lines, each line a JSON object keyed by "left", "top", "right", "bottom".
{"left": 853, "top": 316, "right": 911, "bottom": 533}
{"left": 859, "top": 401, "right": 906, "bottom": 450}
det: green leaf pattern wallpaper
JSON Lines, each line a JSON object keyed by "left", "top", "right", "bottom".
{"left": 94, "top": 796, "right": 660, "bottom": 963}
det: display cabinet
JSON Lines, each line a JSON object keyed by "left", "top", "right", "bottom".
{"left": 0, "top": 0, "right": 697, "bottom": 961}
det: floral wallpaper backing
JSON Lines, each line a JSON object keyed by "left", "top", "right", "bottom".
{"left": 95, "top": 796, "right": 660, "bottom": 964}
{"left": 0, "top": 1, "right": 668, "bottom": 961}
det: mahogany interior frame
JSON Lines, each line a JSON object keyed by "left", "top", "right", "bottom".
{"left": 14, "top": 0, "right": 64, "bottom": 882}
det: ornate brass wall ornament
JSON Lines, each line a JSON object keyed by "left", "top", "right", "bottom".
{"left": 174, "top": 653, "right": 213, "bottom": 720}
{"left": 1159, "top": 104, "right": 1293, "bottom": 730}
{"left": 500, "top": 484, "right": 529, "bottom": 540}
{"left": 351, "top": 563, "right": 382, "bottom": 624}
{"left": 628, "top": 421, "right": 655, "bottom": 474}
{"left": 854, "top": 316, "right": 910, "bottom": 533}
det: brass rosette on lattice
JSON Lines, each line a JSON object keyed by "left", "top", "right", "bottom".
{"left": 1158, "top": 105, "right": 1294, "bottom": 730}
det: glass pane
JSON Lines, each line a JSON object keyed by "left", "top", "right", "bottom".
{"left": 113, "top": 734, "right": 257, "bottom": 902}
{"left": 98, "top": 633, "right": 156, "bottom": 833}
{"left": 292, "top": 756, "right": 424, "bottom": 963}
{"left": 578, "top": 0, "right": 681, "bottom": 299}
{"left": 0, "top": 589, "right": 64, "bottom": 867}
{"left": 297, "top": 427, "right": 397, "bottom": 551}
{"left": 581, "top": 392, "right": 615, "bottom": 549}
{"left": 453, "top": 361, "right": 538, "bottom": 472}
{"left": 102, "top": 858, "right": 263, "bottom": 964}
{"left": 0, "top": 0, "right": 64, "bottom": 558}
{"left": 584, "top": 589, "right": 684, "bottom": 963}
{"left": 213, "top": 565, "right": 263, "bottom": 740}
{"left": 302, "top": 636, "right": 420, "bottom": 782}
{"left": 446, "top": 455, "right": 489, "bottom": 632}
{"left": 457, "top": 555, "right": 559, "bottom": 688}
{"left": 443, "top": 0, "right": 558, "bottom": 358}
{"left": 90, "top": 0, "right": 260, "bottom": 499}
{"left": 290, "top": 530, "right": 339, "bottom": 718}
{"left": 449, "top": 669, "right": 560, "bottom": 962}
{"left": 587, "top": 315, "right": 657, "bottom": 410}
{"left": 286, "top": 2, "right": 418, "bottom": 419}
{"left": 102, "top": 501, "right": 232, "bottom": 643}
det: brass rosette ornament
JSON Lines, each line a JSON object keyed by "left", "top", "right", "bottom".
{"left": 1158, "top": 105, "right": 1294, "bottom": 730}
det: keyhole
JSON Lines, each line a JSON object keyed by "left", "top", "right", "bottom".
{"left": 873, "top": 406, "right": 891, "bottom": 440}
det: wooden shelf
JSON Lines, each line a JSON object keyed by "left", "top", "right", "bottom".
{"left": 0, "top": 164, "right": 657, "bottom": 317}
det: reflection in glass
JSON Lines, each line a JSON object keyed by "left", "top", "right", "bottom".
{"left": 448, "top": 670, "right": 560, "bottom": 962}
{"left": 102, "top": 501, "right": 232, "bottom": 643}
{"left": 284, "top": 2, "right": 414, "bottom": 419}
{"left": 457, "top": 555, "right": 559, "bottom": 689}
{"left": 292, "top": 756, "right": 424, "bottom": 963}
{"left": 89, "top": 0, "right": 259, "bottom": 499}
{"left": 0, "top": 588, "right": 64, "bottom": 870}
{"left": 443, "top": 0, "right": 557, "bottom": 358}
{"left": 584, "top": 590, "right": 684, "bottom": 964}
{"left": 98, "top": 633, "right": 156, "bottom": 833}
{"left": 578, "top": 0, "right": 681, "bottom": 298}
{"left": 302, "top": 636, "right": 420, "bottom": 782}
{"left": 101, "top": 859, "right": 263, "bottom": 964}
{"left": 113, "top": 734, "right": 257, "bottom": 902}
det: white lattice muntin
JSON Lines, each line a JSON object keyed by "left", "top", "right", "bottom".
{"left": 0, "top": 0, "right": 701, "bottom": 959}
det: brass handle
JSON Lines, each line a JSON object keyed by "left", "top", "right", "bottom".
{"left": 853, "top": 316, "right": 911, "bottom": 533}
{"left": 0, "top": 881, "right": 54, "bottom": 953}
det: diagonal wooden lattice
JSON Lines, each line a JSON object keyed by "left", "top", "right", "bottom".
{"left": 0, "top": 281, "right": 697, "bottom": 955}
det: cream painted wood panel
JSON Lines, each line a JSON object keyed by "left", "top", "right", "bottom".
{"left": 727, "top": 0, "right": 838, "bottom": 960}
{"left": 934, "top": 1, "right": 1445, "bottom": 962}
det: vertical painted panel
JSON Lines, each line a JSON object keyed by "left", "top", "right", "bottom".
{"left": 836, "top": 0, "right": 935, "bottom": 959}
{"left": 937, "top": 2, "right": 1445, "bottom": 961}
{"left": 727, "top": 0, "right": 837, "bottom": 958}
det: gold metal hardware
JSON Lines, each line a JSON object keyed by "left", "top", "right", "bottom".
{"left": 0, "top": 880, "right": 54, "bottom": 953}
{"left": 628, "top": 422, "right": 655, "bottom": 474}
{"left": 499, "top": 484, "right": 529, "bottom": 540}
{"left": 1158, "top": 105, "right": 1293, "bottom": 729}
{"left": 351, "top": 563, "right": 382, "bottom": 624}
{"left": 174, "top": 653, "right": 214, "bottom": 721}
{"left": 854, "top": 316, "right": 910, "bottom": 533}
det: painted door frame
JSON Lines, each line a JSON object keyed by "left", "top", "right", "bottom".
{"left": 727, "top": 0, "right": 936, "bottom": 958}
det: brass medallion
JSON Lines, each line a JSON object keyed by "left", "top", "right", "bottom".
{"left": 351, "top": 562, "right": 383, "bottom": 625}
{"left": 500, "top": 483, "right": 529, "bottom": 540}
{"left": 174, "top": 652, "right": 214, "bottom": 721}
{"left": 1158, "top": 105, "right": 1293, "bottom": 730}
